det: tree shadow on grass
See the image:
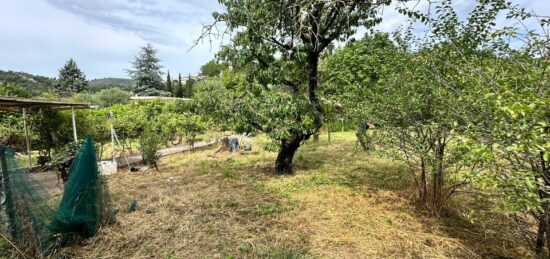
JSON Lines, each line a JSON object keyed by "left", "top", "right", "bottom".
{"left": 420, "top": 197, "right": 533, "bottom": 258}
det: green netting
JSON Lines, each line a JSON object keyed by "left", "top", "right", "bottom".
{"left": 0, "top": 136, "right": 115, "bottom": 257}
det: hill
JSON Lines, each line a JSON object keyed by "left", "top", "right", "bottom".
{"left": 0, "top": 70, "right": 136, "bottom": 95}
{"left": 0, "top": 70, "right": 55, "bottom": 95}
{"left": 88, "top": 78, "right": 135, "bottom": 92}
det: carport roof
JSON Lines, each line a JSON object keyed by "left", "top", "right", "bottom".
{"left": 0, "top": 97, "right": 91, "bottom": 112}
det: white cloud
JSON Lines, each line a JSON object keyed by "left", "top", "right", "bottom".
{"left": 0, "top": 0, "right": 547, "bottom": 79}
{"left": 0, "top": 0, "right": 223, "bottom": 79}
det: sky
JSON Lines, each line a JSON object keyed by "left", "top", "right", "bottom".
{"left": 0, "top": 0, "right": 547, "bottom": 79}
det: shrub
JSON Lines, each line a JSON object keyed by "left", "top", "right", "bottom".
{"left": 96, "top": 87, "right": 132, "bottom": 107}
{"left": 50, "top": 140, "right": 83, "bottom": 183}
{"left": 139, "top": 130, "right": 162, "bottom": 170}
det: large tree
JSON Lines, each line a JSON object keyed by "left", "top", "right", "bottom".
{"left": 56, "top": 58, "right": 88, "bottom": 96}
{"left": 127, "top": 44, "right": 167, "bottom": 96}
{"left": 202, "top": 0, "right": 392, "bottom": 173}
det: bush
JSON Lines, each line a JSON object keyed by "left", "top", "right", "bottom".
{"left": 50, "top": 140, "right": 83, "bottom": 183}
{"left": 96, "top": 87, "right": 132, "bottom": 107}
{"left": 139, "top": 130, "right": 162, "bottom": 170}
{"left": 0, "top": 83, "right": 30, "bottom": 97}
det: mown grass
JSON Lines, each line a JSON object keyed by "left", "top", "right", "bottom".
{"left": 58, "top": 132, "right": 530, "bottom": 258}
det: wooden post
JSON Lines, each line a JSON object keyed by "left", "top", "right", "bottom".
{"left": 71, "top": 106, "right": 78, "bottom": 142}
{"left": 0, "top": 145, "right": 8, "bottom": 199}
{"left": 0, "top": 145, "right": 8, "bottom": 179}
{"left": 22, "top": 108, "right": 32, "bottom": 170}
{"left": 0, "top": 144, "right": 16, "bottom": 238}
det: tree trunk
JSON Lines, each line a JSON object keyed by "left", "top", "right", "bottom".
{"left": 327, "top": 127, "right": 331, "bottom": 142}
{"left": 307, "top": 51, "right": 323, "bottom": 133}
{"left": 313, "top": 132, "right": 319, "bottom": 143}
{"left": 275, "top": 136, "right": 302, "bottom": 174}
{"left": 432, "top": 138, "right": 446, "bottom": 209}
{"left": 540, "top": 152, "right": 550, "bottom": 257}
{"left": 273, "top": 46, "right": 321, "bottom": 174}
{"left": 420, "top": 157, "right": 427, "bottom": 204}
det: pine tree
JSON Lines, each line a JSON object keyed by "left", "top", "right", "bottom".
{"left": 56, "top": 58, "right": 88, "bottom": 96}
{"left": 165, "top": 71, "right": 172, "bottom": 96}
{"left": 174, "top": 73, "right": 184, "bottom": 98}
{"left": 127, "top": 44, "right": 167, "bottom": 96}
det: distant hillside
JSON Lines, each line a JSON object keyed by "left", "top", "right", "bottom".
{"left": 88, "top": 78, "right": 135, "bottom": 92}
{"left": 0, "top": 70, "right": 55, "bottom": 95}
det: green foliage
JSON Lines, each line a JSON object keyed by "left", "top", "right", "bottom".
{"left": 0, "top": 69, "right": 55, "bottom": 95}
{"left": 128, "top": 44, "right": 168, "bottom": 96}
{"left": 158, "top": 111, "right": 206, "bottom": 146}
{"left": 74, "top": 99, "right": 206, "bottom": 165}
{"left": 322, "top": 33, "right": 396, "bottom": 126}
{"left": 72, "top": 92, "right": 98, "bottom": 105}
{"left": 193, "top": 78, "right": 233, "bottom": 131}
{"left": 323, "top": 0, "right": 550, "bottom": 253}
{"left": 36, "top": 90, "right": 60, "bottom": 100}
{"left": 50, "top": 140, "right": 83, "bottom": 183}
{"left": 29, "top": 108, "right": 74, "bottom": 153}
{"left": 200, "top": 60, "right": 226, "bottom": 77}
{"left": 323, "top": 0, "right": 525, "bottom": 210}
{"left": 0, "top": 82, "right": 30, "bottom": 97}
{"left": 0, "top": 112, "right": 24, "bottom": 150}
{"left": 95, "top": 87, "right": 132, "bottom": 107}
{"left": 56, "top": 58, "right": 88, "bottom": 96}
{"left": 139, "top": 128, "right": 162, "bottom": 169}
{"left": 206, "top": 0, "right": 392, "bottom": 173}
{"left": 184, "top": 76, "right": 195, "bottom": 98}
{"left": 462, "top": 30, "right": 550, "bottom": 215}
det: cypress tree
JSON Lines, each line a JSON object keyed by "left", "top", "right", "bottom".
{"left": 174, "top": 73, "right": 183, "bottom": 98}
{"left": 165, "top": 71, "right": 172, "bottom": 96}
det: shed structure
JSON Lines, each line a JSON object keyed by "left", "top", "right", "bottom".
{"left": 0, "top": 97, "right": 92, "bottom": 169}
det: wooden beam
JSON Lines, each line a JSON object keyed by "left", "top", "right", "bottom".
{"left": 22, "top": 108, "right": 32, "bottom": 169}
{"left": 72, "top": 107, "right": 78, "bottom": 142}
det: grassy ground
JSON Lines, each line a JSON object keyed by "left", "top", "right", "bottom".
{"left": 59, "top": 132, "right": 530, "bottom": 258}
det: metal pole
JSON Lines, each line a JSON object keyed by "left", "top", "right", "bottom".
{"left": 22, "top": 108, "right": 32, "bottom": 170}
{"left": 111, "top": 122, "right": 116, "bottom": 162}
{"left": 71, "top": 106, "right": 78, "bottom": 142}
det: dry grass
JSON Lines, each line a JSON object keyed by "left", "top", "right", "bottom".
{"left": 57, "top": 132, "right": 531, "bottom": 258}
